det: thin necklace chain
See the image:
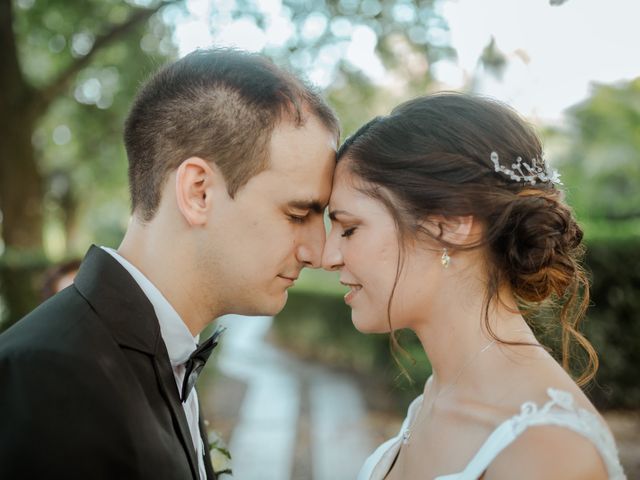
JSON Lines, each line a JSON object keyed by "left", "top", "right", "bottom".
{"left": 437, "top": 339, "right": 497, "bottom": 399}
{"left": 402, "top": 338, "right": 497, "bottom": 445}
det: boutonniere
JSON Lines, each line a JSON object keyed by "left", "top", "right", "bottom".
{"left": 208, "top": 430, "right": 232, "bottom": 476}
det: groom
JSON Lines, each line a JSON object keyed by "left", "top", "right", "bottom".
{"left": 0, "top": 48, "right": 338, "bottom": 479}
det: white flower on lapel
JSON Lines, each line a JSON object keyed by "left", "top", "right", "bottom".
{"left": 208, "top": 430, "right": 232, "bottom": 476}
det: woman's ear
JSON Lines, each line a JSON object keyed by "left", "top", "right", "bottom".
{"left": 444, "top": 215, "right": 476, "bottom": 246}
{"left": 424, "top": 214, "right": 479, "bottom": 247}
{"left": 175, "top": 157, "right": 216, "bottom": 226}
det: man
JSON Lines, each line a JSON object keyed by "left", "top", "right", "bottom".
{"left": 0, "top": 48, "right": 338, "bottom": 479}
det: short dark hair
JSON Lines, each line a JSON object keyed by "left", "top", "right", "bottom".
{"left": 124, "top": 48, "right": 339, "bottom": 221}
{"left": 339, "top": 92, "right": 596, "bottom": 385}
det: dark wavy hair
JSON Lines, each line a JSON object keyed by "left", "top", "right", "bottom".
{"left": 338, "top": 92, "right": 596, "bottom": 386}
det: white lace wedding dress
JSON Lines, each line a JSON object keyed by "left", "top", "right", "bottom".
{"left": 357, "top": 387, "right": 626, "bottom": 480}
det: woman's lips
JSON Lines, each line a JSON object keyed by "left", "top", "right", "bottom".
{"left": 343, "top": 284, "right": 362, "bottom": 305}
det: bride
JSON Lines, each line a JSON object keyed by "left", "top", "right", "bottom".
{"left": 321, "top": 93, "right": 626, "bottom": 479}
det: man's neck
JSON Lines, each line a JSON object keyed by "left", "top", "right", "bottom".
{"left": 117, "top": 220, "right": 213, "bottom": 336}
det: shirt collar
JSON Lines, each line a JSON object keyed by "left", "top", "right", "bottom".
{"left": 100, "top": 246, "right": 198, "bottom": 366}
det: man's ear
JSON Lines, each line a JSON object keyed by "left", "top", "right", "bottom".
{"left": 175, "top": 157, "right": 218, "bottom": 227}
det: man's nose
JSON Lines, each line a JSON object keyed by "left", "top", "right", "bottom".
{"left": 296, "top": 219, "right": 326, "bottom": 268}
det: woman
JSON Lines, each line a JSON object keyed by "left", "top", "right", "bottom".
{"left": 322, "top": 93, "right": 625, "bottom": 479}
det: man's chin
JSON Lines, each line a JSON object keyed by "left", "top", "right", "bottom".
{"left": 267, "top": 290, "right": 289, "bottom": 316}
{"left": 236, "top": 291, "right": 288, "bottom": 317}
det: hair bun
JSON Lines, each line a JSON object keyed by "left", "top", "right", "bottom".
{"left": 498, "top": 191, "right": 584, "bottom": 302}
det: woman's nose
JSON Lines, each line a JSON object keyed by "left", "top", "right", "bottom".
{"left": 321, "top": 232, "right": 344, "bottom": 271}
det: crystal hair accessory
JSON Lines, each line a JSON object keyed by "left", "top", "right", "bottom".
{"left": 490, "top": 151, "right": 563, "bottom": 186}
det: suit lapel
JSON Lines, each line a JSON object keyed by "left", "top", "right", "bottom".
{"left": 153, "top": 343, "right": 200, "bottom": 479}
{"left": 74, "top": 245, "right": 200, "bottom": 479}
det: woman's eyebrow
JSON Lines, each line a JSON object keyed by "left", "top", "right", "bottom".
{"left": 328, "top": 209, "right": 354, "bottom": 221}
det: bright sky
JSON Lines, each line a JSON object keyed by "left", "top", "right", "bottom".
{"left": 441, "top": 0, "right": 640, "bottom": 121}
{"left": 171, "top": 0, "right": 640, "bottom": 122}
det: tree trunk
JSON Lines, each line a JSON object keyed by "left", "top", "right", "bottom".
{"left": 0, "top": 0, "right": 46, "bottom": 328}
{"left": 0, "top": 107, "right": 47, "bottom": 328}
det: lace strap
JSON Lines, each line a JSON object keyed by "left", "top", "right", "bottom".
{"left": 455, "top": 388, "right": 626, "bottom": 479}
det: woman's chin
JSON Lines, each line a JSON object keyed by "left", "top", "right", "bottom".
{"left": 351, "top": 313, "right": 389, "bottom": 334}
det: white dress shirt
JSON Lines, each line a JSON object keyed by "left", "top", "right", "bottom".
{"left": 101, "top": 247, "right": 207, "bottom": 480}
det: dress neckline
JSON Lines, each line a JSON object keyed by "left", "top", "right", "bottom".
{"left": 359, "top": 386, "right": 625, "bottom": 480}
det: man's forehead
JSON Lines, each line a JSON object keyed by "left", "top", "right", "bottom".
{"left": 258, "top": 118, "right": 336, "bottom": 210}
{"left": 266, "top": 161, "right": 335, "bottom": 209}
{"left": 267, "top": 117, "right": 337, "bottom": 168}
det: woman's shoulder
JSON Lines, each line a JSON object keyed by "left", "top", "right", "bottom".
{"left": 480, "top": 387, "right": 624, "bottom": 480}
{"left": 484, "top": 422, "right": 610, "bottom": 480}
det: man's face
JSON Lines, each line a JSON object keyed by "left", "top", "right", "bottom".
{"left": 203, "top": 114, "right": 337, "bottom": 316}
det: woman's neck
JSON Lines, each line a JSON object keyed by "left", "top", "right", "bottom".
{"left": 412, "top": 287, "right": 535, "bottom": 395}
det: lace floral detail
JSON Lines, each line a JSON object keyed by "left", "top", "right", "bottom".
{"left": 510, "top": 388, "right": 626, "bottom": 480}
{"left": 548, "top": 387, "right": 574, "bottom": 409}
{"left": 358, "top": 387, "right": 627, "bottom": 480}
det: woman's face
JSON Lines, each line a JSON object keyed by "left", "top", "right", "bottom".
{"left": 322, "top": 163, "right": 442, "bottom": 333}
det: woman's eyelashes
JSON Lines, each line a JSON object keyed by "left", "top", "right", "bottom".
{"left": 341, "top": 226, "right": 357, "bottom": 238}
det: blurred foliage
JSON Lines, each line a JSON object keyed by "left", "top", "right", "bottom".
{"left": 582, "top": 236, "right": 640, "bottom": 409}
{"left": 0, "top": 0, "right": 177, "bottom": 324}
{"left": 551, "top": 78, "right": 640, "bottom": 230}
{"left": 8, "top": 0, "right": 178, "bottom": 252}
{"left": 267, "top": 0, "right": 455, "bottom": 136}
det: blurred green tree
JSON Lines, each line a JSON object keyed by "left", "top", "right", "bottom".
{"left": 0, "top": 0, "right": 178, "bottom": 323}
{"left": 558, "top": 78, "right": 640, "bottom": 235}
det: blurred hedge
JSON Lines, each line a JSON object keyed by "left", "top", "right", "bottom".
{"left": 273, "top": 235, "right": 640, "bottom": 411}
{"left": 583, "top": 236, "right": 640, "bottom": 409}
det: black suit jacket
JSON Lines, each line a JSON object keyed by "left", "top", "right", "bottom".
{"left": 0, "top": 246, "right": 216, "bottom": 480}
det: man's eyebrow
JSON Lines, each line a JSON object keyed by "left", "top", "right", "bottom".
{"left": 287, "top": 200, "right": 325, "bottom": 214}
{"left": 328, "top": 209, "right": 353, "bottom": 221}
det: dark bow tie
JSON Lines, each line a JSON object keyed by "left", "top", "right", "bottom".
{"left": 180, "top": 326, "right": 225, "bottom": 403}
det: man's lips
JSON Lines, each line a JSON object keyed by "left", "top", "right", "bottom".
{"left": 278, "top": 274, "right": 299, "bottom": 283}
